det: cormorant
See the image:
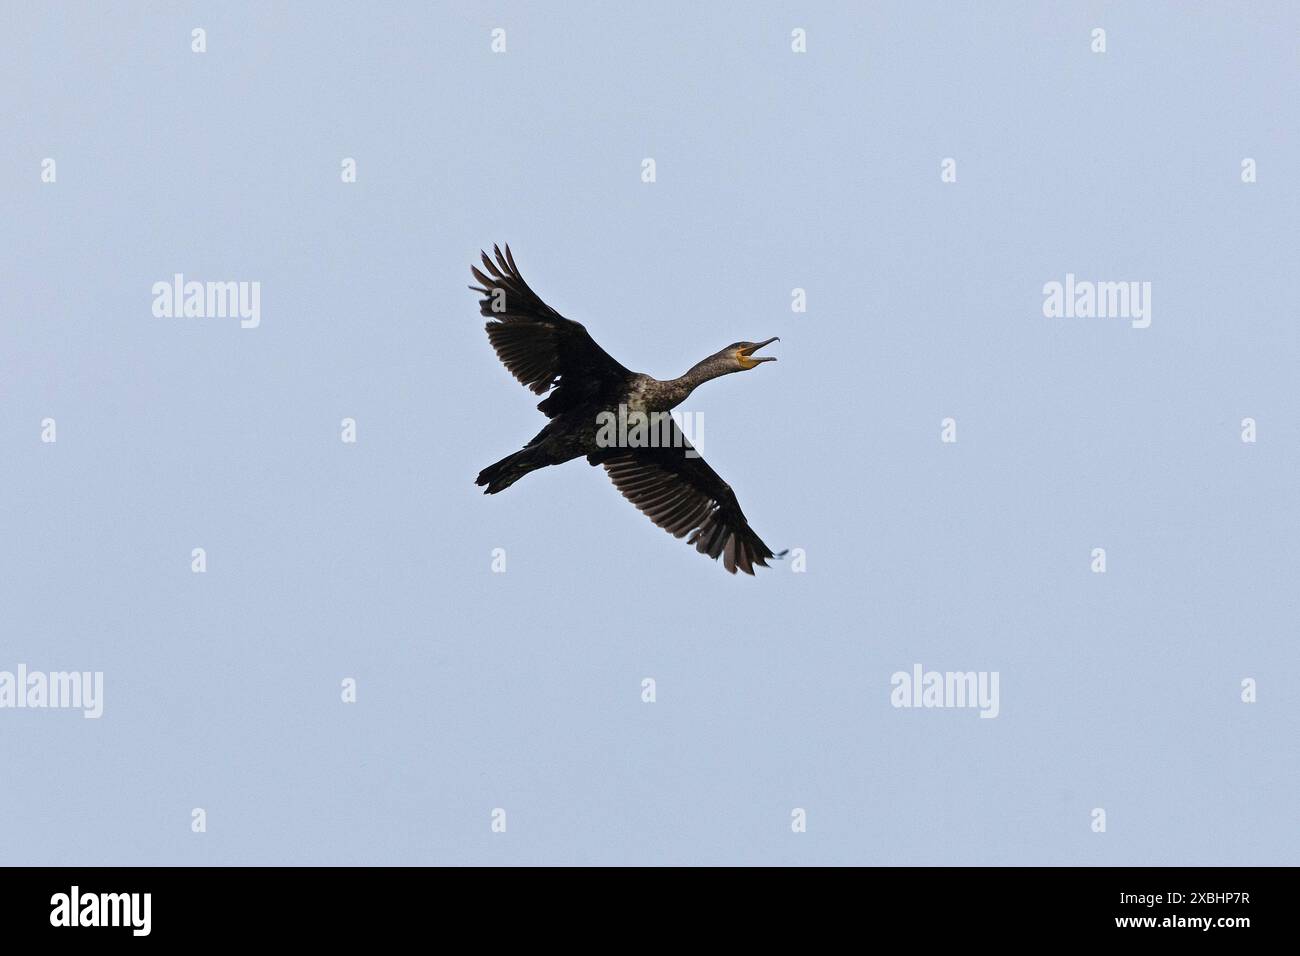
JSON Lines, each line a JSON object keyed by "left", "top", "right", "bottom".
{"left": 470, "top": 245, "right": 782, "bottom": 574}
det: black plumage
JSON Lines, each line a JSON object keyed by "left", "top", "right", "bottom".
{"left": 470, "top": 245, "right": 781, "bottom": 575}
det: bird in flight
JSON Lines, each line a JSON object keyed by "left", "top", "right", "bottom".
{"left": 470, "top": 245, "right": 783, "bottom": 574}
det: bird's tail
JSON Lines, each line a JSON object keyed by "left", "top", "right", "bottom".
{"left": 476, "top": 447, "right": 549, "bottom": 494}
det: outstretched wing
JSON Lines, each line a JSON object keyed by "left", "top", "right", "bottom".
{"left": 595, "top": 426, "right": 778, "bottom": 575}
{"left": 470, "top": 244, "right": 630, "bottom": 417}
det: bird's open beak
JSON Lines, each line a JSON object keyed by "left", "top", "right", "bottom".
{"left": 738, "top": 337, "right": 779, "bottom": 368}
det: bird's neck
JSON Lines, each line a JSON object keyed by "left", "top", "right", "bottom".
{"left": 660, "top": 359, "right": 727, "bottom": 408}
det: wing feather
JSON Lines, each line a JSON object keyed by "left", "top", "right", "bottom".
{"left": 596, "top": 426, "right": 777, "bottom": 575}
{"left": 469, "top": 245, "right": 629, "bottom": 415}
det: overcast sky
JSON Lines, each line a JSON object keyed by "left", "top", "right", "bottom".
{"left": 2, "top": 1, "right": 1296, "bottom": 864}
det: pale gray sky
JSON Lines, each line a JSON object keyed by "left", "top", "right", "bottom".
{"left": 2, "top": 1, "right": 1296, "bottom": 864}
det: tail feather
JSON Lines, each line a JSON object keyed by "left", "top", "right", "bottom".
{"left": 476, "top": 447, "right": 546, "bottom": 494}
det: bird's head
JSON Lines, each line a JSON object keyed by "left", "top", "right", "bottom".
{"left": 722, "top": 337, "right": 780, "bottom": 372}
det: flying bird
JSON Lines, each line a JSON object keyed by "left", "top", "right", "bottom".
{"left": 470, "top": 245, "right": 783, "bottom": 574}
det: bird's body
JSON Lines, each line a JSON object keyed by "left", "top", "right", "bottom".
{"left": 470, "top": 245, "right": 782, "bottom": 574}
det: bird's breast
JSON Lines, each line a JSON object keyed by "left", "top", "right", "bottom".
{"left": 622, "top": 376, "right": 653, "bottom": 413}
{"left": 622, "top": 375, "right": 678, "bottom": 413}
